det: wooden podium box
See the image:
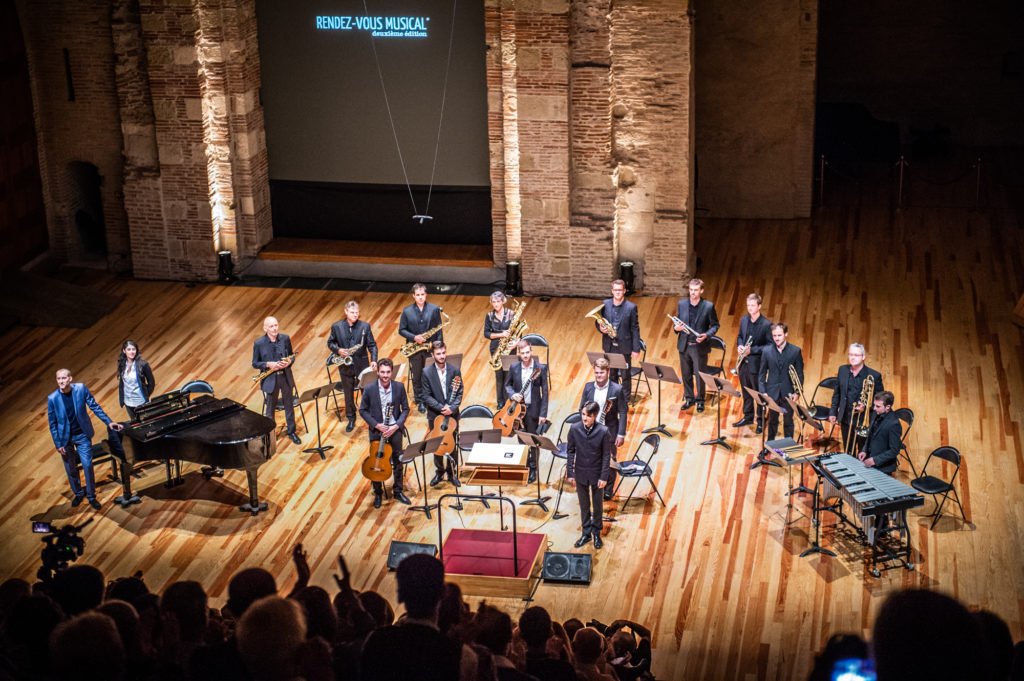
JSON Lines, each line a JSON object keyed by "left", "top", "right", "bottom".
{"left": 464, "top": 442, "right": 530, "bottom": 485}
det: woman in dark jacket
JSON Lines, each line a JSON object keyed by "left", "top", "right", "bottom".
{"left": 117, "top": 340, "right": 155, "bottom": 419}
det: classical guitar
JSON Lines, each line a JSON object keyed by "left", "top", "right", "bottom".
{"left": 361, "top": 404, "right": 393, "bottom": 482}
{"left": 427, "top": 376, "right": 462, "bottom": 458}
{"left": 493, "top": 366, "right": 541, "bottom": 437}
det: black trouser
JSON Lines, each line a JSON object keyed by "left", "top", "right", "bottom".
{"left": 408, "top": 351, "right": 427, "bottom": 403}
{"left": 737, "top": 356, "right": 763, "bottom": 424}
{"left": 576, "top": 481, "right": 604, "bottom": 536}
{"left": 427, "top": 411, "right": 459, "bottom": 477}
{"left": 339, "top": 364, "right": 360, "bottom": 419}
{"left": 125, "top": 405, "right": 139, "bottom": 421}
{"left": 765, "top": 397, "right": 795, "bottom": 441}
{"left": 678, "top": 344, "right": 708, "bottom": 403}
{"left": 370, "top": 431, "right": 404, "bottom": 496}
{"left": 603, "top": 443, "right": 619, "bottom": 493}
{"left": 493, "top": 368, "right": 507, "bottom": 408}
{"left": 264, "top": 376, "right": 296, "bottom": 434}
{"left": 609, "top": 352, "right": 632, "bottom": 401}
{"left": 522, "top": 410, "right": 540, "bottom": 471}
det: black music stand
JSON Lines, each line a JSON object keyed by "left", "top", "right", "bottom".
{"left": 298, "top": 383, "right": 342, "bottom": 460}
{"left": 515, "top": 431, "right": 555, "bottom": 512}
{"left": 744, "top": 387, "right": 784, "bottom": 469}
{"left": 698, "top": 371, "right": 740, "bottom": 450}
{"left": 786, "top": 397, "right": 822, "bottom": 496}
{"left": 640, "top": 362, "right": 681, "bottom": 437}
{"left": 425, "top": 353, "right": 463, "bottom": 370}
{"left": 799, "top": 461, "right": 837, "bottom": 559}
{"left": 457, "top": 428, "right": 503, "bottom": 510}
{"left": 399, "top": 436, "right": 446, "bottom": 518}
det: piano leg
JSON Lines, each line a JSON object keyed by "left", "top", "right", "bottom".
{"left": 239, "top": 469, "right": 268, "bottom": 516}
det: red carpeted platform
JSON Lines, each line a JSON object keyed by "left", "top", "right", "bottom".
{"left": 441, "top": 528, "right": 546, "bottom": 598}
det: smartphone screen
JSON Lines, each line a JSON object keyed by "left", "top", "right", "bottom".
{"left": 832, "top": 658, "right": 876, "bottom": 681}
{"left": 32, "top": 521, "right": 53, "bottom": 534}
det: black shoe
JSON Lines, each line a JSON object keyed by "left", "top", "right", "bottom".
{"left": 448, "top": 474, "right": 461, "bottom": 489}
{"left": 696, "top": 402, "right": 705, "bottom": 413}
{"left": 430, "top": 472, "right": 445, "bottom": 487}
{"left": 574, "top": 534, "right": 592, "bottom": 548}
{"left": 528, "top": 469, "right": 537, "bottom": 484}
{"left": 680, "top": 399, "right": 695, "bottom": 411}
{"left": 288, "top": 432, "right": 301, "bottom": 445}
{"left": 88, "top": 498, "right": 101, "bottom": 510}
{"left": 394, "top": 491, "right": 412, "bottom": 505}
{"left": 418, "top": 403, "right": 426, "bottom": 414}
{"left": 71, "top": 495, "right": 84, "bottom": 508}
{"left": 755, "top": 424, "right": 764, "bottom": 434}
{"left": 603, "top": 490, "right": 614, "bottom": 502}
{"left": 346, "top": 418, "right": 355, "bottom": 433}
{"left": 372, "top": 494, "right": 382, "bottom": 509}
{"left": 732, "top": 417, "right": 753, "bottom": 427}
{"left": 593, "top": 534, "right": 603, "bottom": 550}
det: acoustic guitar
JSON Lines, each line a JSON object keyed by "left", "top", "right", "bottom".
{"left": 493, "top": 367, "right": 541, "bottom": 436}
{"left": 426, "top": 376, "right": 462, "bottom": 458}
{"left": 361, "top": 405, "right": 394, "bottom": 482}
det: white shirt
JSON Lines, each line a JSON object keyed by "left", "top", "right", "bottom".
{"left": 377, "top": 382, "right": 395, "bottom": 425}
{"left": 436, "top": 364, "right": 447, "bottom": 400}
{"left": 593, "top": 382, "right": 609, "bottom": 423}
{"left": 122, "top": 363, "right": 145, "bottom": 407}
{"left": 520, "top": 362, "right": 534, "bottom": 405}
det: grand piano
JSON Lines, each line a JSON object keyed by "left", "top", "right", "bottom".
{"left": 112, "top": 390, "right": 276, "bottom": 515}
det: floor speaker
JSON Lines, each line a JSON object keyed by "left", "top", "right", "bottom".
{"left": 386, "top": 541, "right": 437, "bottom": 570}
{"left": 541, "top": 551, "right": 592, "bottom": 584}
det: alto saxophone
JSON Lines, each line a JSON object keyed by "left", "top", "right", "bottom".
{"left": 488, "top": 299, "right": 528, "bottom": 370}
{"left": 252, "top": 353, "right": 298, "bottom": 382}
{"left": 788, "top": 364, "right": 811, "bottom": 412}
{"left": 846, "top": 374, "right": 875, "bottom": 454}
{"left": 586, "top": 304, "right": 617, "bottom": 339}
{"left": 400, "top": 311, "right": 451, "bottom": 357}
{"left": 328, "top": 329, "right": 366, "bottom": 366}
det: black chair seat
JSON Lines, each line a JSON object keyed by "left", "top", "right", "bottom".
{"left": 552, "top": 443, "right": 568, "bottom": 461}
{"left": 811, "top": 405, "right": 831, "bottom": 420}
{"left": 618, "top": 461, "right": 652, "bottom": 477}
{"left": 911, "top": 476, "right": 951, "bottom": 495}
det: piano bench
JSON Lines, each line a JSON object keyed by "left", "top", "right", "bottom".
{"left": 74, "top": 440, "right": 121, "bottom": 483}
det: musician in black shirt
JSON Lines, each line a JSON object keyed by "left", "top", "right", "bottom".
{"left": 758, "top": 323, "right": 804, "bottom": 441}
{"left": 673, "top": 278, "right": 720, "bottom": 412}
{"left": 252, "top": 316, "right": 301, "bottom": 445}
{"left": 484, "top": 291, "right": 514, "bottom": 409}
{"left": 732, "top": 293, "right": 772, "bottom": 432}
{"left": 327, "top": 301, "right": 378, "bottom": 432}
{"left": 398, "top": 283, "right": 444, "bottom": 413}
{"left": 596, "top": 279, "right": 642, "bottom": 400}
{"left": 858, "top": 391, "right": 902, "bottom": 474}
{"left": 828, "top": 343, "right": 885, "bottom": 451}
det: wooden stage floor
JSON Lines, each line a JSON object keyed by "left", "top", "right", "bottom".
{"left": 1, "top": 198, "right": 1022, "bottom": 680}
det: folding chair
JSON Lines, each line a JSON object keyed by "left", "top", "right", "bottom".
{"left": 911, "top": 446, "right": 967, "bottom": 529}
{"left": 629, "top": 339, "right": 652, "bottom": 406}
{"left": 546, "top": 412, "right": 582, "bottom": 485}
{"left": 611, "top": 433, "right": 665, "bottom": 511}
{"left": 809, "top": 376, "right": 839, "bottom": 447}
{"left": 892, "top": 407, "right": 917, "bottom": 477}
{"left": 323, "top": 353, "right": 343, "bottom": 420}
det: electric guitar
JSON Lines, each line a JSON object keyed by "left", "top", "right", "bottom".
{"left": 361, "top": 404, "right": 394, "bottom": 482}
{"left": 426, "top": 376, "right": 462, "bottom": 458}
{"left": 494, "top": 366, "right": 542, "bottom": 436}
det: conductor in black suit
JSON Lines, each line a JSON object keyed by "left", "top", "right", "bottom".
{"left": 579, "top": 357, "right": 627, "bottom": 500}
{"left": 504, "top": 339, "right": 549, "bottom": 483}
{"left": 566, "top": 401, "right": 612, "bottom": 549}
{"left": 858, "top": 391, "right": 902, "bottom": 474}
{"left": 421, "top": 341, "right": 463, "bottom": 487}
{"left": 327, "top": 300, "right": 378, "bottom": 432}
{"left": 252, "top": 316, "right": 301, "bottom": 445}
{"left": 829, "top": 343, "right": 885, "bottom": 450}
{"left": 595, "top": 279, "right": 642, "bottom": 399}
{"left": 398, "top": 283, "right": 444, "bottom": 413}
{"left": 359, "top": 358, "right": 411, "bottom": 508}
{"left": 673, "top": 278, "right": 720, "bottom": 412}
{"left": 758, "top": 323, "right": 804, "bottom": 441}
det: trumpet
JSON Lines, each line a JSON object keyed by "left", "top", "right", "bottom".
{"left": 846, "top": 374, "right": 875, "bottom": 454}
{"left": 252, "top": 353, "right": 297, "bottom": 382}
{"left": 400, "top": 311, "right": 451, "bottom": 357}
{"left": 586, "top": 305, "right": 616, "bottom": 339}
{"left": 788, "top": 364, "right": 811, "bottom": 412}
{"left": 328, "top": 329, "right": 366, "bottom": 366}
{"left": 488, "top": 299, "right": 528, "bottom": 370}
{"left": 668, "top": 313, "right": 699, "bottom": 337}
{"left": 730, "top": 335, "right": 754, "bottom": 375}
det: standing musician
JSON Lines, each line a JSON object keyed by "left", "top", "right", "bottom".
{"left": 595, "top": 279, "right": 641, "bottom": 400}
{"left": 252, "top": 316, "right": 301, "bottom": 445}
{"left": 422, "top": 341, "right": 463, "bottom": 488}
{"left": 828, "top": 343, "right": 885, "bottom": 450}
{"left": 484, "top": 291, "right": 514, "bottom": 409}
{"left": 673, "top": 278, "right": 720, "bottom": 412}
{"left": 399, "top": 283, "right": 444, "bottom": 414}
{"left": 566, "top": 401, "right": 612, "bottom": 549}
{"left": 327, "top": 300, "right": 378, "bottom": 433}
{"left": 758, "top": 322, "right": 804, "bottom": 441}
{"left": 579, "top": 357, "right": 627, "bottom": 501}
{"left": 857, "top": 391, "right": 901, "bottom": 474}
{"left": 732, "top": 293, "right": 773, "bottom": 433}
{"left": 504, "top": 339, "right": 549, "bottom": 483}
{"left": 116, "top": 340, "right": 155, "bottom": 420}
{"left": 359, "top": 358, "right": 411, "bottom": 508}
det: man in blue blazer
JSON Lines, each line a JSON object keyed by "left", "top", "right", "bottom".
{"left": 595, "top": 279, "right": 642, "bottom": 399}
{"left": 504, "top": 339, "right": 549, "bottom": 482}
{"left": 566, "top": 401, "right": 612, "bottom": 549}
{"left": 47, "top": 368, "right": 123, "bottom": 509}
{"left": 673, "top": 278, "right": 720, "bottom": 412}
{"left": 579, "top": 357, "right": 627, "bottom": 500}
{"left": 359, "top": 358, "right": 412, "bottom": 508}
{"left": 252, "top": 316, "right": 301, "bottom": 445}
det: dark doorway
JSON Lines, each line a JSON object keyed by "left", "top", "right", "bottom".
{"left": 66, "top": 161, "right": 107, "bottom": 261}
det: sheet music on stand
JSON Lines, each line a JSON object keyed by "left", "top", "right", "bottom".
{"left": 766, "top": 437, "right": 819, "bottom": 465}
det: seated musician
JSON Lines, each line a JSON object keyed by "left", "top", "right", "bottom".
{"left": 421, "top": 341, "right": 463, "bottom": 488}
{"left": 359, "top": 359, "right": 411, "bottom": 509}
{"left": 579, "top": 357, "right": 627, "bottom": 501}
{"left": 327, "top": 301, "right": 378, "bottom": 433}
{"left": 828, "top": 343, "right": 885, "bottom": 450}
{"left": 504, "top": 339, "right": 549, "bottom": 483}
{"left": 252, "top": 316, "right": 301, "bottom": 445}
{"left": 857, "top": 391, "right": 902, "bottom": 475}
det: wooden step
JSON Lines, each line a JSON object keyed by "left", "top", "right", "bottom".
{"left": 258, "top": 238, "right": 494, "bottom": 269}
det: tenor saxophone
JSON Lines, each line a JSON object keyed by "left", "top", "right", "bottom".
{"left": 400, "top": 311, "right": 451, "bottom": 357}
{"left": 488, "top": 299, "right": 528, "bottom": 370}
{"left": 586, "top": 304, "right": 617, "bottom": 339}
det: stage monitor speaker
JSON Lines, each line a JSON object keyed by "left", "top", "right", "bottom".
{"left": 541, "top": 551, "right": 592, "bottom": 584}
{"left": 386, "top": 541, "right": 437, "bottom": 570}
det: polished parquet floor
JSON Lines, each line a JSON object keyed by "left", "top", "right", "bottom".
{"left": 0, "top": 190, "right": 1022, "bottom": 680}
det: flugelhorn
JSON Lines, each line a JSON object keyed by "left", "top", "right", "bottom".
{"left": 668, "top": 313, "right": 699, "bottom": 337}
{"left": 586, "top": 305, "right": 617, "bottom": 338}
{"left": 731, "top": 335, "right": 754, "bottom": 375}
{"left": 399, "top": 311, "right": 451, "bottom": 357}
{"left": 252, "top": 353, "right": 298, "bottom": 382}
{"left": 488, "top": 299, "right": 528, "bottom": 370}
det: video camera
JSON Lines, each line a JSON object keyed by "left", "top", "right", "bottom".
{"left": 34, "top": 518, "right": 92, "bottom": 584}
